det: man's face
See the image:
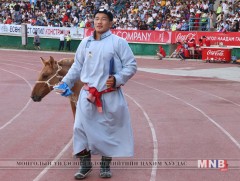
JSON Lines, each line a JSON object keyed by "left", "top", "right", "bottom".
{"left": 94, "top": 13, "right": 112, "bottom": 34}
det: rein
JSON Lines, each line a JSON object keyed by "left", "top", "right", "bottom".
{"left": 69, "top": 94, "right": 78, "bottom": 104}
{"left": 35, "top": 62, "right": 63, "bottom": 90}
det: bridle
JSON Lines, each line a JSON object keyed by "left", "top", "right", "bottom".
{"left": 35, "top": 62, "right": 63, "bottom": 90}
{"left": 35, "top": 61, "right": 78, "bottom": 104}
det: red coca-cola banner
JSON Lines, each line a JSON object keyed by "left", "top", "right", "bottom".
{"left": 202, "top": 47, "right": 232, "bottom": 62}
{"left": 84, "top": 29, "right": 171, "bottom": 43}
{"left": 172, "top": 31, "right": 240, "bottom": 46}
{"left": 84, "top": 29, "right": 240, "bottom": 46}
{"left": 207, "top": 49, "right": 225, "bottom": 56}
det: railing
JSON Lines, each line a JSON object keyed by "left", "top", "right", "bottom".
{"left": 189, "top": 18, "right": 210, "bottom": 31}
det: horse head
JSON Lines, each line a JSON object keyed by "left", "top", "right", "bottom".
{"left": 31, "top": 56, "right": 62, "bottom": 102}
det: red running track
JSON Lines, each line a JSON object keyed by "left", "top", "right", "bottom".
{"left": 0, "top": 50, "right": 240, "bottom": 181}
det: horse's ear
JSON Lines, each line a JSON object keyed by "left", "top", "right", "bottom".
{"left": 49, "top": 56, "right": 55, "bottom": 66}
{"left": 40, "top": 57, "right": 46, "bottom": 65}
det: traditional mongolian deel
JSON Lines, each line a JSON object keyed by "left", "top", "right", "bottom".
{"left": 62, "top": 30, "right": 137, "bottom": 157}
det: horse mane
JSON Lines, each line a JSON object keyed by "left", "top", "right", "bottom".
{"left": 58, "top": 58, "right": 74, "bottom": 67}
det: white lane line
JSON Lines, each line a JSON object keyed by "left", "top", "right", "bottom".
{"left": 1, "top": 60, "right": 37, "bottom": 66}
{"left": 0, "top": 99, "right": 32, "bottom": 130}
{"left": 0, "top": 63, "right": 39, "bottom": 72}
{"left": 173, "top": 67, "right": 195, "bottom": 70}
{"left": 132, "top": 80, "right": 240, "bottom": 150}
{"left": 140, "top": 74, "right": 230, "bottom": 83}
{"left": 190, "top": 88, "right": 240, "bottom": 107}
{"left": 33, "top": 137, "right": 73, "bottom": 181}
{"left": 140, "top": 75, "right": 240, "bottom": 107}
{"left": 0, "top": 48, "right": 75, "bottom": 55}
{"left": 0, "top": 83, "right": 29, "bottom": 86}
{"left": 125, "top": 94, "right": 158, "bottom": 181}
{"left": 0, "top": 68, "right": 32, "bottom": 130}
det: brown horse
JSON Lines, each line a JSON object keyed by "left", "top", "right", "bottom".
{"left": 31, "top": 56, "right": 83, "bottom": 118}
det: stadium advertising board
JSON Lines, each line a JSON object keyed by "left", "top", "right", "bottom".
{"left": 172, "top": 31, "right": 240, "bottom": 46}
{"left": 1, "top": 25, "right": 239, "bottom": 46}
{"left": 0, "top": 24, "right": 84, "bottom": 39}
{"left": 85, "top": 28, "right": 172, "bottom": 43}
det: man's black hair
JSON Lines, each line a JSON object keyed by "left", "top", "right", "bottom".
{"left": 94, "top": 8, "right": 113, "bottom": 21}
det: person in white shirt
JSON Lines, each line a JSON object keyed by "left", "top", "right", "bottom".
{"left": 222, "top": 1, "right": 229, "bottom": 14}
{"left": 58, "top": 30, "right": 65, "bottom": 51}
{"left": 147, "top": 14, "right": 153, "bottom": 25}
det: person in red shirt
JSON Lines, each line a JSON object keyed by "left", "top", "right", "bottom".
{"left": 170, "top": 42, "right": 185, "bottom": 60}
{"left": 85, "top": 19, "right": 92, "bottom": 28}
{"left": 198, "top": 38, "right": 203, "bottom": 47}
{"left": 156, "top": 45, "right": 166, "bottom": 60}
{"left": 202, "top": 36, "right": 211, "bottom": 46}
{"left": 4, "top": 16, "right": 12, "bottom": 24}
{"left": 187, "top": 38, "right": 196, "bottom": 58}
{"left": 183, "top": 41, "right": 190, "bottom": 59}
{"left": 196, "top": 38, "right": 203, "bottom": 59}
{"left": 62, "top": 13, "right": 69, "bottom": 24}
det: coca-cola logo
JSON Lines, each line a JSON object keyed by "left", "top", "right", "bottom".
{"left": 207, "top": 50, "right": 224, "bottom": 56}
{"left": 176, "top": 33, "right": 196, "bottom": 42}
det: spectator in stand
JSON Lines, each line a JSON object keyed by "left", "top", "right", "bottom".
{"left": 139, "top": 20, "right": 148, "bottom": 30}
{"left": 62, "top": 12, "right": 69, "bottom": 25}
{"left": 14, "top": 2, "right": 21, "bottom": 15}
{"left": 208, "top": 11, "right": 215, "bottom": 31}
{"left": 176, "top": 21, "right": 182, "bottom": 31}
{"left": 230, "top": 20, "right": 239, "bottom": 31}
{"left": 194, "top": 9, "right": 202, "bottom": 30}
{"left": 223, "top": 20, "right": 230, "bottom": 32}
{"left": 222, "top": 1, "right": 229, "bottom": 15}
{"left": 217, "top": 21, "right": 224, "bottom": 31}
{"left": 216, "top": 3, "right": 223, "bottom": 16}
{"left": 79, "top": 17, "right": 86, "bottom": 28}
{"left": 181, "top": 20, "right": 189, "bottom": 31}
{"left": 4, "top": 16, "right": 12, "bottom": 24}
{"left": 171, "top": 20, "right": 177, "bottom": 31}
{"left": 216, "top": 12, "right": 225, "bottom": 24}
{"left": 200, "top": 12, "right": 208, "bottom": 31}
{"left": 156, "top": 45, "right": 166, "bottom": 60}
{"left": 1, "top": 0, "right": 236, "bottom": 32}
{"left": 72, "top": 15, "right": 79, "bottom": 27}
{"left": 208, "top": 0, "right": 214, "bottom": 12}
{"left": 228, "top": 7, "right": 235, "bottom": 17}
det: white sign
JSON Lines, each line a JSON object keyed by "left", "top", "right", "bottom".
{"left": 0, "top": 24, "right": 84, "bottom": 40}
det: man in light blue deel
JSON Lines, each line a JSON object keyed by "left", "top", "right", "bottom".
{"left": 54, "top": 8, "right": 137, "bottom": 180}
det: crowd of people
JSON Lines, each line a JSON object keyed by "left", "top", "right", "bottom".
{"left": 0, "top": 0, "right": 239, "bottom": 32}
{"left": 168, "top": 35, "right": 211, "bottom": 60}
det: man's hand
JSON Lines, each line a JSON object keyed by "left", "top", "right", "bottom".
{"left": 106, "top": 76, "right": 116, "bottom": 88}
{"left": 53, "top": 82, "right": 66, "bottom": 94}
{"left": 53, "top": 82, "right": 73, "bottom": 97}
